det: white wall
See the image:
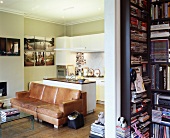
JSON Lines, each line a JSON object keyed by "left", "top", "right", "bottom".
{"left": 0, "top": 12, "right": 24, "bottom": 98}
{"left": 83, "top": 53, "right": 104, "bottom": 76}
{"left": 105, "top": 0, "right": 121, "bottom": 137}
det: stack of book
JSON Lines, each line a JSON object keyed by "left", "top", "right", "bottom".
{"left": 1, "top": 108, "right": 20, "bottom": 122}
{"left": 150, "top": 39, "right": 169, "bottom": 62}
{"left": 89, "top": 123, "right": 105, "bottom": 138}
{"left": 116, "top": 126, "right": 130, "bottom": 138}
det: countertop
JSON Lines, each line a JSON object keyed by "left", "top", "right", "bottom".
{"left": 43, "top": 78, "right": 96, "bottom": 84}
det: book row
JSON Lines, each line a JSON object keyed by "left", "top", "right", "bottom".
{"left": 151, "top": 2, "right": 170, "bottom": 20}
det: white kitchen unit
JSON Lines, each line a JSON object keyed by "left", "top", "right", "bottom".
{"left": 55, "top": 36, "right": 75, "bottom": 65}
{"left": 56, "top": 36, "right": 70, "bottom": 49}
{"left": 85, "top": 77, "right": 105, "bottom": 103}
{"left": 43, "top": 79, "right": 96, "bottom": 114}
{"left": 70, "top": 33, "right": 104, "bottom": 52}
{"left": 96, "top": 80, "right": 105, "bottom": 102}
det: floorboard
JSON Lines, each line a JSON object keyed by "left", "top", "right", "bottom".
{"left": 2, "top": 104, "right": 104, "bottom": 138}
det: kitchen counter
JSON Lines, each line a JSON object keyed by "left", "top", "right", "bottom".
{"left": 43, "top": 78, "right": 96, "bottom": 84}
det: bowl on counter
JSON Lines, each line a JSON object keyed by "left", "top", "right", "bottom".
{"left": 78, "top": 79, "right": 86, "bottom": 83}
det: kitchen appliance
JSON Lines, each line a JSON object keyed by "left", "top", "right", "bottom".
{"left": 56, "top": 65, "right": 67, "bottom": 78}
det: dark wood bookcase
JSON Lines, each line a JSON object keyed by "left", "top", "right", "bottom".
{"left": 121, "top": 0, "right": 152, "bottom": 137}
{"left": 150, "top": 0, "right": 170, "bottom": 137}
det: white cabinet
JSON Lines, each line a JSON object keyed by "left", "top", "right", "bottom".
{"left": 56, "top": 36, "right": 70, "bottom": 48}
{"left": 85, "top": 78, "right": 105, "bottom": 102}
{"left": 70, "top": 33, "right": 104, "bottom": 52}
{"left": 70, "top": 36, "right": 82, "bottom": 49}
{"left": 84, "top": 33, "right": 104, "bottom": 51}
{"left": 55, "top": 36, "right": 73, "bottom": 65}
{"left": 96, "top": 80, "right": 105, "bottom": 102}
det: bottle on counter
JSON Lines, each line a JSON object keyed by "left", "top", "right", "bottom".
{"left": 81, "top": 68, "right": 84, "bottom": 77}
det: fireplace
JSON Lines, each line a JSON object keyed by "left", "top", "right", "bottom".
{"left": 0, "top": 82, "right": 7, "bottom": 97}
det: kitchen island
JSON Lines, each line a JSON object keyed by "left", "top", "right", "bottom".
{"left": 43, "top": 78, "right": 96, "bottom": 114}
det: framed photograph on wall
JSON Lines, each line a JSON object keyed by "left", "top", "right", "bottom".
{"left": 24, "top": 51, "right": 35, "bottom": 66}
{"left": 45, "top": 37, "right": 54, "bottom": 51}
{"left": 6, "top": 38, "right": 20, "bottom": 56}
{"left": 0, "top": 37, "right": 6, "bottom": 56}
{"left": 35, "top": 36, "right": 45, "bottom": 50}
{"left": 24, "top": 35, "right": 35, "bottom": 51}
{"left": 45, "top": 52, "right": 54, "bottom": 66}
{"left": 35, "top": 52, "right": 45, "bottom": 66}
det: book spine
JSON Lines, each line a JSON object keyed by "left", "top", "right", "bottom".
{"left": 151, "top": 4, "right": 155, "bottom": 20}
{"left": 155, "top": 5, "right": 158, "bottom": 19}
{"left": 165, "top": 3, "right": 168, "bottom": 18}
{"left": 156, "top": 64, "right": 159, "bottom": 89}
{"left": 151, "top": 65, "right": 156, "bottom": 89}
{"left": 168, "top": 2, "right": 170, "bottom": 18}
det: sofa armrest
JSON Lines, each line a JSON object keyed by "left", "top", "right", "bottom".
{"left": 59, "top": 99, "right": 83, "bottom": 117}
{"left": 80, "top": 92, "right": 87, "bottom": 116}
{"left": 16, "top": 91, "right": 30, "bottom": 98}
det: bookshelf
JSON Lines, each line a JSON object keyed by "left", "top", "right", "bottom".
{"left": 150, "top": 0, "right": 170, "bottom": 137}
{"left": 121, "top": 0, "right": 151, "bottom": 137}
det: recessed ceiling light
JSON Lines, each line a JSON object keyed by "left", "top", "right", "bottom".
{"left": 0, "top": 1, "right": 3, "bottom": 4}
{"left": 98, "top": 7, "right": 101, "bottom": 10}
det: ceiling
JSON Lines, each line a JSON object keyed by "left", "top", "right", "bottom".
{"left": 0, "top": 0, "right": 104, "bottom": 25}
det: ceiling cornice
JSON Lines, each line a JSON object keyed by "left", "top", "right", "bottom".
{"left": 0, "top": 7, "right": 24, "bottom": 16}
{"left": 65, "top": 16, "right": 104, "bottom": 26}
{"left": 0, "top": 8, "right": 104, "bottom": 26}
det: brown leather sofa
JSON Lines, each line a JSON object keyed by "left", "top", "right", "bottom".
{"left": 10, "top": 82, "right": 87, "bottom": 128}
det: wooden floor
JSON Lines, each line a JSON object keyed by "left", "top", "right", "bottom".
{"left": 2, "top": 104, "right": 104, "bottom": 138}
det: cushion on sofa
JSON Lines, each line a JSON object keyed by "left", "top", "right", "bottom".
{"left": 37, "top": 104, "right": 63, "bottom": 119}
{"left": 29, "top": 83, "right": 45, "bottom": 100}
{"left": 41, "top": 85, "right": 58, "bottom": 104}
{"left": 55, "top": 88, "right": 81, "bottom": 105}
{"left": 22, "top": 100, "right": 49, "bottom": 112}
{"left": 10, "top": 98, "right": 38, "bottom": 107}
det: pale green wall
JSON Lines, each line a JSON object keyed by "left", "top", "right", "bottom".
{"left": 0, "top": 12, "right": 24, "bottom": 98}
{"left": 24, "top": 18, "right": 64, "bottom": 37}
{"left": 66, "top": 19, "right": 104, "bottom": 36}
{"left": 24, "top": 18, "right": 64, "bottom": 90}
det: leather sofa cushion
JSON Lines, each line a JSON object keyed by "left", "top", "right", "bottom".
{"left": 22, "top": 100, "right": 49, "bottom": 112}
{"left": 37, "top": 104, "right": 63, "bottom": 119}
{"left": 55, "top": 88, "right": 81, "bottom": 104}
{"left": 29, "top": 83, "right": 45, "bottom": 100}
{"left": 10, "top": 98, "right": 38, "bottom": 107}
{"left": 41, "top": 85, "right": 58, "bottom": 104}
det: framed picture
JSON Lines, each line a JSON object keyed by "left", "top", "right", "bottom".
{"left": 45, "top": 52, "right": 54, "bottom": 66}
{"left": 24, "top": 35, "right": 35, "bottom": 51}
{"left": 35, "top": 36, "right": 45, "bottom": 50}
{"left": 0, "top": 37, "right": 6, "bottom": 56}
{"left": 45, "top": 37, "right": 54, "bottom": 51}
{"left": 24, "top": 51, "right": 35, "bottom": 66}
{"left": 35, "top": 52, "right": 45, "bottom": 66}
{"left": 6, "top": 38, "right": 20, "bottom": 56}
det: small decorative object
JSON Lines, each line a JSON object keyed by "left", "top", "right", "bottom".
{"left": 94, "top": 69, "right": 100, "bottom": 77}
{"left": 118, "top": 117, "right": 127, "bottom": 128}
{"left": 95, "top": 112, "right": 105, "bottom": 125}
{"left": 78, "top": 79, "right": 86, "bottom": 83}
{"left": 76, "top": 52, "right": 86, "bottom": 68}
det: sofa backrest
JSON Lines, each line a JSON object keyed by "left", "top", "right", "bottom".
{"left": 55, "top": 87, "right": 81, "bottom": 104}
{"left": 29, "top": 82, "right": 45, "bottom": 100}
{"left": 41, "top": 85, "right": 58, "bottom": 104}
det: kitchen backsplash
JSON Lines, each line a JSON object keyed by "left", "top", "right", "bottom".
{"left": 82, "top": 53, "right": 104, "bottom": 76}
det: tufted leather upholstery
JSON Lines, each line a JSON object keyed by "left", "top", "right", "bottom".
{"left": 10, "top": 82, "right": 87, "bottom": 128}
